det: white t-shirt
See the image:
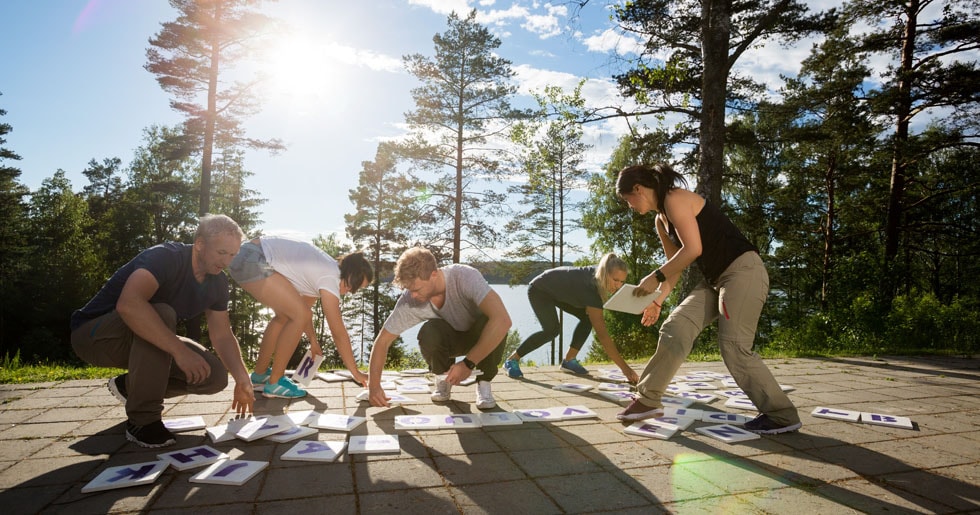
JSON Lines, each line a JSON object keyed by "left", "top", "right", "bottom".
{"left": 382, "top": 264, "right": 491, "bottom": 335}
{"left": 259, "top": 236, "right": 340, "bottom": 299}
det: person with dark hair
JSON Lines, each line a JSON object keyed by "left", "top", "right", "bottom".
{"left": 229, "top": 236, "right": 374, "bottom": 399}
{"left": 503, "top": 252, "right": 639, "bottom": 382}
{"left": 70, "top": 214, "right": 255, "bottom": 448}
{"left": 367, "top": 247, "right": 511, "bottom": 410}
{"left": 615, "top": 163, "right": 801, "bottom": 434}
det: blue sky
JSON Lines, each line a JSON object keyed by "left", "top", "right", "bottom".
{"left": 2, "top": 0, "right": 837, "bottom": 258}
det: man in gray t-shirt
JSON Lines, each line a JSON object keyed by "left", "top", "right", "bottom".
{"left": 368, "top": 247, "right": 511, "bottom": 409}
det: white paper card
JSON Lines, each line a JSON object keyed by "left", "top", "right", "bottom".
{"left": 724, "top": 397, "right": 758, "bottom": 411}
{"left": 281, "top": 440, "right": 347, "bottom": 462}
{"left": 695, "top": 424, "right": 761, "bottom": 443}
{"left": 399, "top": 368, "right": 429, "bottom": 375}
{"left": 318, "top": 372, "right": 351, "bottom": 382}
{"left": 396, "top": 384, "right": 431, "bottom": 394}
{"left": 649, "top": 415, "right": 696, "bottom": 430}
{"left": 266, "top": 424, "right": 318, "bottom": 442}
{"left": 444, "top": 414, "right": 483, "bottom": 429}
{"left": 395, "top": 376, "right": 433, "bottom": 385}
{"left": 701, "top": 412, "right": 754, "bottom": 425}
{"left": 811, "top": 406, "right": 861, "bottom": 422}
{"left": 81, "top": 461, "right": 168, "bottom": 493}
{"left": 158, "top": 445, "right": 228, "bottom": 471}
{"left": 553, "top": 383, "right": 594, "bottom": 393}
{"left": 674, "top": 391, "right": 718, "bottom": 404}
{"left": 515, "top": 408, "right": 563, "bottom": 422}
{"left": 286, "top": 410, "right": 319, "bottom": 426}
{"left": 666, "top": 384, "right": 694, "bottom": 393}
{"left": 603, "top": 284, "right": 661, "bottom": 314}
{"left": 664, "top": 407, "right": 704, "bottom": 419}
{"left": 479, "top": 412, "right": 524, "bottom": 426}
{"left": 860, "top": 412, "right": 914, "bottom": 430}
{"left": 348, "top": 434, "right": 400, "bottom": 454}
{"left": 624, "top": 421, "right": 677, "bottom": 440}
{"left": 597, "top": 390, "right": 636, "bottom": 404}
{"left": 595, "top": 371, "right": 629, "bottom": 383}
{"left": 553, "top": 405, "right": 599, "bottom": 420}
{"left": 292, "top": 350, "right": 325, "bottom": 386}
{"left": 206, "top": 418, "right": 250, "bottom": 443}
{"left": 235, "top": 415, "right": 294, "bottom": 442}
{"left": 163, "top": 416, "right": 206, "bottom": 432}
{"left": 596, "top": 382, "right": 630, "bottom": 391}
{"left": 190, "top": 459, "right": 268, "bottom": 486}
{"left": 661, "top": 396, "right": 696, "bottom": 408}
{"left": 311, "top": 413, "right": 366, "bottom": 432}
{"left": 394, "top": 415, "right": 447, "bottom": 430}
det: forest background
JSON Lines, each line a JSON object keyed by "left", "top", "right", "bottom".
{"left": 1, "top": 0, "right": 978, "bottom": 375}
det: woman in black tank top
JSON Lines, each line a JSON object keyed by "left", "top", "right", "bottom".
{"left": 611, "top": 163, "right": 801, "bottom": 434}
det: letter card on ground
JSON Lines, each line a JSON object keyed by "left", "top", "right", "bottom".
{"left": 81, "top": 461, "right": 169, "bottom": 493}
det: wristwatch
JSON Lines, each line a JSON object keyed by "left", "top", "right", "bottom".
{"left": 462, "top": 357, "right": 477, "bottom": 370}
{"left": 654, "top": 268, "right": 666, "bottom": 282}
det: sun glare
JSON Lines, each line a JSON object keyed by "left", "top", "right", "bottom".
{"left": 261, "top": 34, "right": 335, "bottom": 115}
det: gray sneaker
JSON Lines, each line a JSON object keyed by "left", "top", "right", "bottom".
{"left": 431, "top": 376, "right": 452, "bottom": 402}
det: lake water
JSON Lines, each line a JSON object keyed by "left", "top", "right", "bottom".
{"left": 397, "top": 284, "right": 592, "bottom": 366}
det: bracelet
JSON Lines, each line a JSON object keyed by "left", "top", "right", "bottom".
{"left": 652, "top": 300, "right": 662, "bottom": 308}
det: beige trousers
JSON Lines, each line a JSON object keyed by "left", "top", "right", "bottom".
{"left": 635, "top": 251, "right": 800, "bottom": 425}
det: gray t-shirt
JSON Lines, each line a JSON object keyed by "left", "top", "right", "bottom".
{"left": 383, "top": 264, "right": 492, "bottom": 335}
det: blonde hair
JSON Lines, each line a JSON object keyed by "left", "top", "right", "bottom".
{"left": 393, "top": 247, "right": 438, "bottom": 288}
{"left": 195, "top": 214, "right": 244, "bottom": 243}
{"left": 594, "top": 252, "right": 628, "bottom": 299}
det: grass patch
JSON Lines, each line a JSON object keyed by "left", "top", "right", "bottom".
{"left": 0, "top": 353, "right": 122, "bottom": 384}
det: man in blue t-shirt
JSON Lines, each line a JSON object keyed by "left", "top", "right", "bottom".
{"left": 70, "top": 214, "right": 254, "bottom": 448}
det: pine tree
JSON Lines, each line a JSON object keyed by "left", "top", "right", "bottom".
{"left": 0, "top": 98, "right": 31, "bottom": 358}
{"left": 145, "top": 0, "right": 284, "bottom": 216}
{"left": 401, "top": 9, "right": 524, "bottom": 262}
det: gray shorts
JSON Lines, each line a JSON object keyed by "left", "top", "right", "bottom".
{"left": 228, "top": 241, "right": 275, "bottom": 284}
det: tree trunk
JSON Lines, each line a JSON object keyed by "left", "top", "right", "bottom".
{"left": 882, "top": 0, "right": 918, "bottom": 300}
{"left": 200, "top": 2, "right": 222, "bottom": 216}
{"left": 698, "top": 0, "right": 732, "bottom": 207}
{"left": 821, "top": 154, "right": 837, "bottom": 311}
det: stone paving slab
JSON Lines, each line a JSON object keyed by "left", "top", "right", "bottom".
{"left": 0, "top": 356, "right": 977, "bottom": 514}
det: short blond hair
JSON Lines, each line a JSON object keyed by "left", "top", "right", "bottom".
{"left": 393, "top": 247, "right": 438, "bottom": 288}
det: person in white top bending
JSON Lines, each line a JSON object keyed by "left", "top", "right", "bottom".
{"left": 229, "top": 236, "right": 373, "bottom": 399}
{"left": 368, "top": 247, "right": 511, "bottom": 409}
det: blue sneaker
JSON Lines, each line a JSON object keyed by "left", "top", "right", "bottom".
{"left": 263, "top": 376, "right": 307, "bottom": 399}
{"left": 250, "top": 367, "right": 272, "bottom": 391}
{"left": 561, "top": 358, "right": 588, "bottom": 375}
{"left": 503, "top": 358, "right": 523, "bottom": 378}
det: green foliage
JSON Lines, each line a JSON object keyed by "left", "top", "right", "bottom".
{"left": 0, "top": 352, "right": 123, "bottom": 384}
{"left": 769, "top": 292, "right": 978, "bottom": 356}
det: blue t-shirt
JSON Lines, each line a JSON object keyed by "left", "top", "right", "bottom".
{"left": 70, "top": 243, "right": 230, "bottom": 330}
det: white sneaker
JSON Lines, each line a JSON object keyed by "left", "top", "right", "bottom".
{"left": 475, "top": 380, "right": 496, "bottom": 409}
{"left": 431, "top": 376, "right": 452, "bottom": 402}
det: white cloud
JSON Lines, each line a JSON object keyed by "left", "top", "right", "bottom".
{"left": 323, "top": 42, "right": 404, "bottom": 73}
{"left": 408, "top": 0, "right": 472, "bottom": 15}
{"left": 521, "top": 4, "right": 568, "bottom": 39}
{"left": 582, "top": 27, "right": 644, "bottom": 56}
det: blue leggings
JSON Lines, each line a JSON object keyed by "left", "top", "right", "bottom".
{"left": 515, "top": 286, "right": 592, "bottom": 357}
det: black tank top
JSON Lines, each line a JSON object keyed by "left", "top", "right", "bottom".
{"left": 667, "top": 199, "right": 758, "bottom": 285}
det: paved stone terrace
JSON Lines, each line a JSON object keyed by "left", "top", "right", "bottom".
{"left": 0, "top": 356, "right": 977, "bottom": 514}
